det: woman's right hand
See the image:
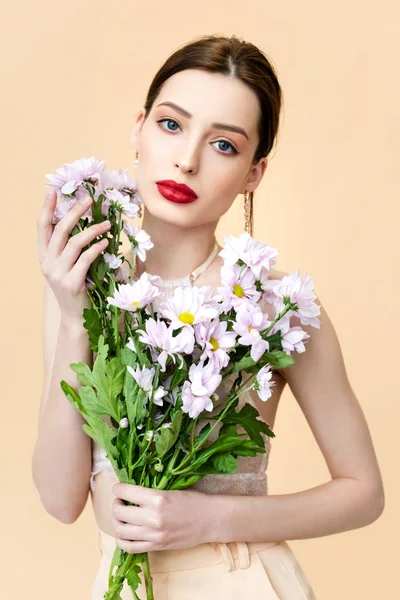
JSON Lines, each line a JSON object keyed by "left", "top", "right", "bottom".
{"left": 37, "top": 189, "right": 112, "bottom": 326}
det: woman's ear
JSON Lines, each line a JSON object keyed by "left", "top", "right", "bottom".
{"left": 130, "top": 108, "right": 146, "bottom": 147}
{"left": 239, "top": 157, "right": 268, "bottom": 194}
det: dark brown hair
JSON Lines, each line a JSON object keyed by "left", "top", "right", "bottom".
{"left": 142, "top": 34, "right": 283, "bottom": 165}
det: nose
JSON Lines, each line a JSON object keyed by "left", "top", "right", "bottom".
{"left": 174, "top": 142, "right": 200, "bottom": 175}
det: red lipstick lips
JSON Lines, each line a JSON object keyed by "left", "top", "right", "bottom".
{"left": 155, "top": 180, "right": 198, "bottom": 204}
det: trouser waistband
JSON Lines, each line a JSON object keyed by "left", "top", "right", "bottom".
{"left": 98, "top": 529, "right": 279, "bottom": 574}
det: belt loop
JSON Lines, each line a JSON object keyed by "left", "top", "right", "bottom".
{"left": 236, "top": 542, "right": 250, "bottom": 569}
{"left": 217, "top": 542, "right": 235, "bottom": 572}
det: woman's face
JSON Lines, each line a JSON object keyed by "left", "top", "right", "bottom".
{"left": 131, "top": 68, "right": 268, "bottom": 228}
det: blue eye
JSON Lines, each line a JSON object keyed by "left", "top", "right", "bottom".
{"left": 156, "top": 118, "right": 238, "bottom": 155}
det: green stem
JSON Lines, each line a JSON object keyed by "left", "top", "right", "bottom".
{"left": 169, "top": 374, "right": 255, "bottom": 475}
{"left": 156, "top": 446, "right": 182, "bottom": 489}
{"left": 142, "top": 552, "right": 154, "bottom": 600}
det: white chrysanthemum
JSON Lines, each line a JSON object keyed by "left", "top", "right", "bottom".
{"left": 103, "top": 188, "right": 140, "bottom": 219}
{"left": 45, "top": 156, "right": 106, "bottom": 196}
{"left": 123, "top": 222, "right": 154, "bottom": 262}
{"left": 158, "top": 285, "right": 219, "bottom": 330}
{"left": 263, "top": 270, "right": 321, "bottom": 328}
{"left": 106, "top": 272, "right": 161, "bottom": 312}
{"left": 104, "top": 253, "right": 122, "bottom": 270}
{"left": 254, "top": 364, "right": 276, "bottom": 401}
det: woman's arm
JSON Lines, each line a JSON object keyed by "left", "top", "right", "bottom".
{"left": 31, "top": 282, "right": 93, "bottom": 524}
{"left": 209, "top": 289, "right": 385, "bottom": 543}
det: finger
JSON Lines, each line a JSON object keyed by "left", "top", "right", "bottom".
{"left": 113, "top": 483, "right": 163, "bottom": 507}
{"left": 115, "top": 523, "right": 155, "bottom": 542}
{"left": 116, "top": 538, "right": 154, "bottom": 554}
{"left": 60, "top": 220, "right": 111, "bottom": 272}
{"left": 46, "top": 195, "right": 93, "bottom": 260}
{"left": 112, "top": 497, "right": 148, "bottom": 526}
{"left": 37, "top": 188, "right": 57, "bottom": 264}
{"left": 68, "top": 237, "right": 109, "bottom": 285}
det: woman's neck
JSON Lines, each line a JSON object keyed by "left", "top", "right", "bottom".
{"left": 134, "top": 207, "right": 220, "bottom": 280}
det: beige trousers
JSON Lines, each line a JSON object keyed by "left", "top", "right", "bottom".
{"left": 91, "top": 529, "right": 318, "bottom": 599}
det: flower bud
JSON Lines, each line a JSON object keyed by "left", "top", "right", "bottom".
{"left": 154, "top": 463, "right": 164, "bottom": 472}
{"left": 119, "top": 417, "right": 129, "bottom": 428}
{"left": 145, "top": 430, "right": 154, "bottom": 442}
{"left": 161, "top": 422, "right": 172, "bottom": 429}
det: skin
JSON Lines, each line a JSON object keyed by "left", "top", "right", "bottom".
{"left": 108, "top": 69, "right": 385, "bottom": 553}
{"left": 36, "top": 67, "right": 385, "bottom": 549}
{"left": 130, "top": 68, "right": 267, "bottom": 281}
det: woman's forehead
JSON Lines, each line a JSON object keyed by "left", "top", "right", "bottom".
{"left": 155, "top": 69, "right": 260, "bottom": 134}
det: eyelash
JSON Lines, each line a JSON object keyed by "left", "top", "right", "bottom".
{"left": 156, "top": 118, "right": 239, "bottom": 155}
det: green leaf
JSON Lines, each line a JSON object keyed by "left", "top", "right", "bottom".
{"left": 69, "top": 363, "right": 95, "bottom": 387}
{"left": 120, "top": 346, "right": 138, "bottom": 369}
{"left": 126, "top": 565, "right": 142, "bottom": 593}
{"left": 82, "top": 307, "right": 103, "bottom": 352}
{"left": 70, "top": 337, "right": 125, "bottom": 422}
{"left": 127, "top": 334, "right": 151, "bottom": 368}
{"left": 170, "top": 358, "right": 188, "bottom": 390}
{"left": 155, "top": 411, "right": 183, "bottom": 458}
{"left": 233, "top": 439, "right": 266, "bottom": 456}
{"left": 184, "top": 437, "right": 248, "bottom": 472}
{"left": 212, "top": 453, "right": 237, "bottom": 474}
{"left": 168, "top": 473, "right": 204, "bottom": 489}
{"left": 222, "top": 403, "right": 275, "bottom": 447}
{"left": 194, "top": 422, "right": 211, "bottom": 447}
{"left": 263, "top": 350, "right": 295, "bottom": 369}
{"left": 82, "top": 414, "right": 117, "bottom": 450}
{"left": 124, "top": 374, "right": 148, "bottom": 426}
{"left": 60, "top": 380, "right": 86, "bottom": 415}
{"left": 232, "top": 355, "right": 257, "bottom": 372}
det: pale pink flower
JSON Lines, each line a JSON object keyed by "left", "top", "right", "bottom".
{"left": 218, "top": 232, "right": 253, "bottom": 267}
{"left": 270, "top": 316, "right": 310, "bottom": 354}
{"left": 194, "top": 319, "right": 237, "bottom": 369}
{"left": 104, "top": 253, "right": 122, "bottom": 270}
{"left": 181, "top": 361, "right": 222, "bottom": 419}
{"left": 219, "top": 232, "right": 278, "bottom": 277}
{"left": 45, "top": 156, "right": 106, "bottom": 196}
{"left": 264, "top": 270, "right": 321, "bottom": 328}
{"left": 102, "top": 188, "right": 140, "bottom": 219}
{"left": 123, "top": 223, "right": 154, "bottom": 262}
{"left": 106, "top": 272, "right": 161, "bottom": 312}
{"left": 233, "top": 304, "right": 270, "bottom": 362}
{"left": 254, "top": 364, "right": 276, "bottom": 401}
{"left": 158, "top": 285, "right": 218, "bottom": 330}
{"left": 99, "top": 168, "right": 140, "bottom": 200}
{"left": 240, "top": 233, "right": 278, "bottom": 278}
{"left": 218, "top": 264, "right": 261, "bottom": 311}
{"left": 136, "top": 318, "right": 195, "bottom": 371}
{"left": 126, "top": 364, "right": 167, "bottom": 406}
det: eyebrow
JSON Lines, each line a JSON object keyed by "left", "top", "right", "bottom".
{"left": 156, "top": 101, "right": 249, "bottom": 141}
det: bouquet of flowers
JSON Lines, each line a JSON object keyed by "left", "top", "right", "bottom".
{"left": 45, "top": 157, "right": 321, "bottom": 600}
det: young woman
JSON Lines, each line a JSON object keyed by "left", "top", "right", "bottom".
{"left": 33, "top": 35, "right": 385, "bottom": 599}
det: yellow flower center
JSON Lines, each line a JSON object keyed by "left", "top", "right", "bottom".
{"left": 210, "top": 337, "right": 219, "bottom": 351}
{"left": 248, "top": 326, "right": 253, "bottom": 332}
{"left": 233, "top": 284, "right": 245, "bottom": 298}
{"left": 179, "top": 311, "right": 195, "bottom": 325}
{"left": 132, "top": 301, "right": 139, "bottom": 307}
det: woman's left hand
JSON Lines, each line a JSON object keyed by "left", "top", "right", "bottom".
{"left": 111, "top": 483, "right": 215, "bottom": 554}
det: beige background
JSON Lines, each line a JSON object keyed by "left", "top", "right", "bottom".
{"left": 1, "top": 1, "right": 398, "bottom": 597}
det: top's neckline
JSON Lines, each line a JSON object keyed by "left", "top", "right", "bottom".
{"left": 131, "top": 242, "right": 220, "bottom": 290}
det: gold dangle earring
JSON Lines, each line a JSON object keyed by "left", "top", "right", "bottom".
{"left": 244, "top": 191, "right": 253, "bottom": 236}
{"left": 134, "top": 148, "right": 139, "bottom": 167}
